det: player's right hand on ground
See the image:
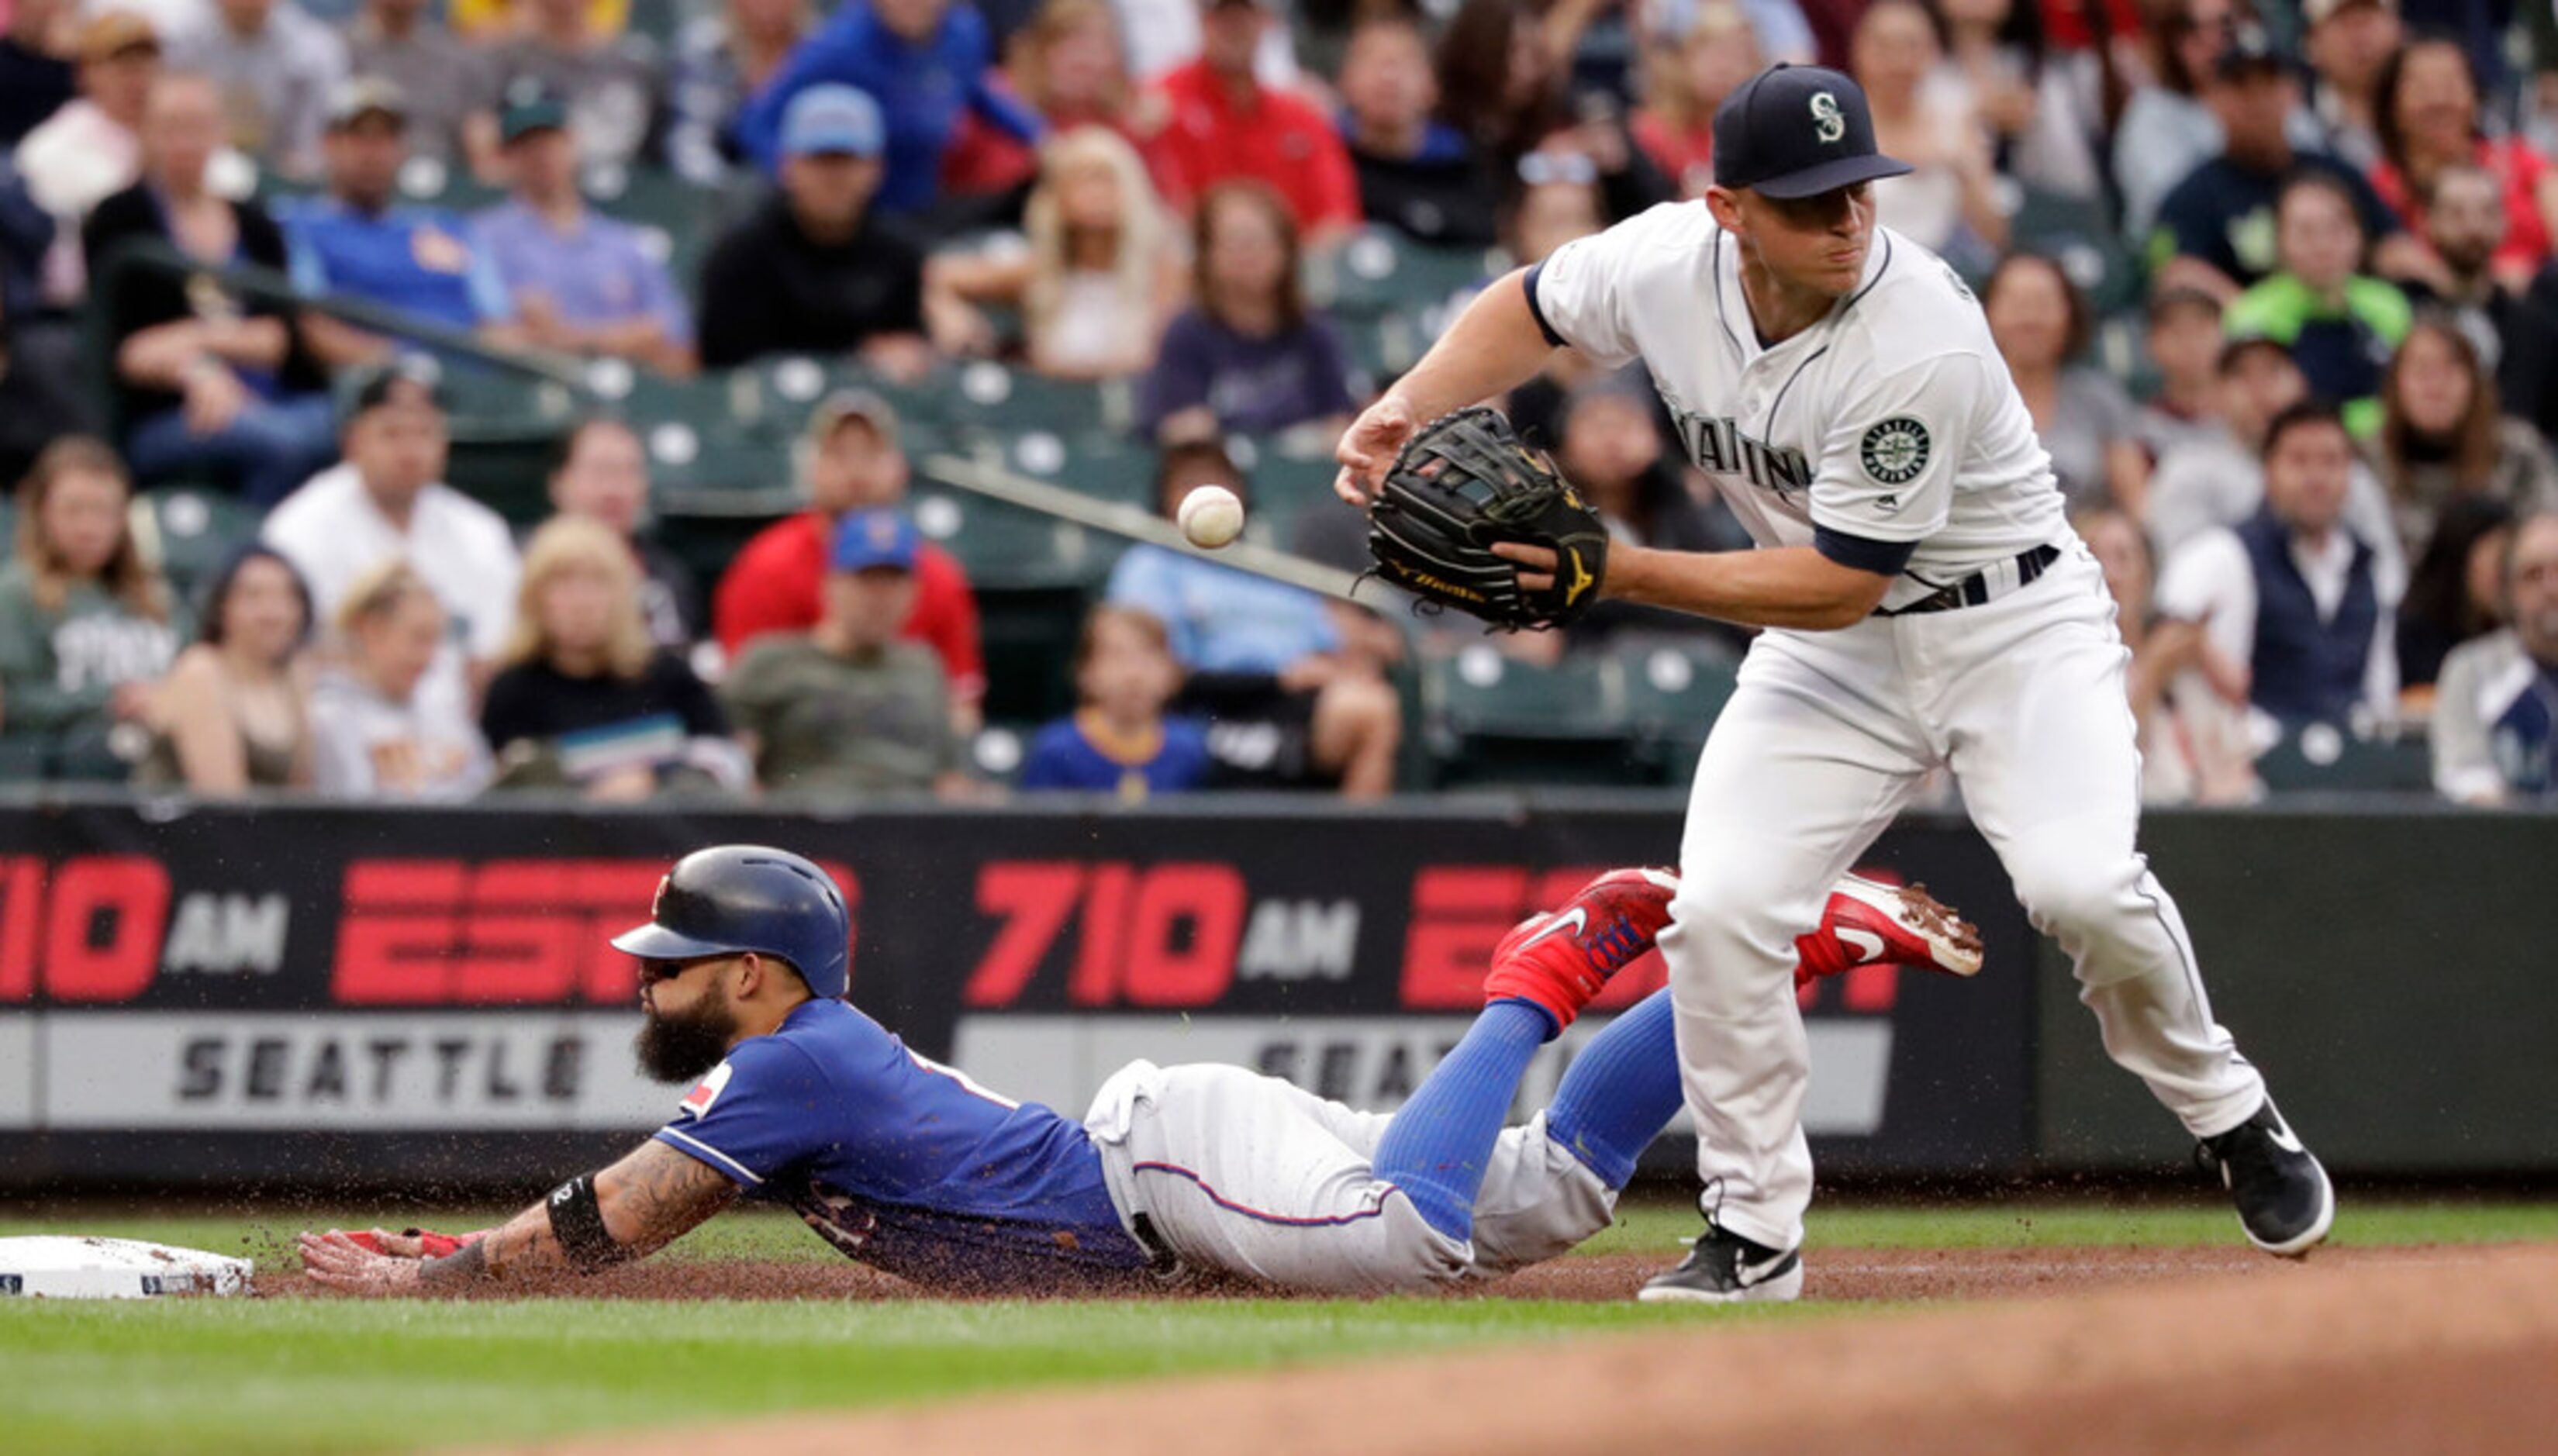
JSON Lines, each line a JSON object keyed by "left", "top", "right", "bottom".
{"left": 1334, "top": 394, "right": 1422, "bottom": 507}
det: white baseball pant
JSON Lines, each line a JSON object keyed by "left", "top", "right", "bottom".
{"left": 1085, "top": 1060, "right": 1618, "bottom": 1295}
{"left": 1659, "top": 543, "right": 2269, "bottom": 1252}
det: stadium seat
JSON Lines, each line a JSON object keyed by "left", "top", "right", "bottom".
{"left": 909, "top": 481, "right": 1121, "bottom": 590}
{"left": 1232, "top": 442, "right": 1342, "bottom": 549}
{"left": 1024, "top": 432, "right": 1156, "bottom": 510}
{"left": 2011, "top": 185, "right": 2142, "bottom": 314}
{"left": 1310, "top": 228, "right": 1499, "bottom": 320}
{"left": 938, "top": 362, "right": 1127, "bottom": 438}
{"left": 595, "top": 165, "right": 733, "bottom": 295}
{"left": 141, "top": 486, "right": 263, "bottom": 601}
{"left": 1422, "top": 644, "right": 1638, "bottom": 786}
{"left": 1617, "top": 638, "right": 1742, "bottom": 783}
{"left": 975, "top": 588, "right": 1093, "bottom": 725}
{"left": 447, "top": 423, "right": 573, "bottom": 528}
{"left": 0, "top": 735, "right": 51, "bottom": 782}
{"left": 2254, "top": 724, "right": 2434, "bottom": 795}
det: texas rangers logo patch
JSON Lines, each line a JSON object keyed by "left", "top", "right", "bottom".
{"left": 678, "top": 1060, "right": 734, "bottom": 1119}
{"left": 1859, "top": 418, "right": 1930, "bottom": 485}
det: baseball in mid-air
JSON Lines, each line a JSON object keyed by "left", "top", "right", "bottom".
{"left": 1178, "top": 485, "right": 1244, "bottom": 549}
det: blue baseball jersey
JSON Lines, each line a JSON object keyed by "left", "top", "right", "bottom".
{"left": 653, "top": 998, "right": 1151, "bottom": 1291}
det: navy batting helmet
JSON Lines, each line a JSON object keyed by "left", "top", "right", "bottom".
{"left": 610, "top": 845, "right": 851, "bottom": 999}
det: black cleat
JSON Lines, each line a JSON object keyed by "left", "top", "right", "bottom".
{"left": 1636, "top": 1222, "right": 1804, "bottom": 1303}
{"left": 2197, "top": 1099, "right": 2335, "bottom": 1258}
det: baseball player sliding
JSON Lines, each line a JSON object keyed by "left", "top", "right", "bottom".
{"left": 1335, "top": 64, "right": 2333, "bottom": 1302}
{"left": 299, "top": 845, "right": 1979, "bottom": 1297}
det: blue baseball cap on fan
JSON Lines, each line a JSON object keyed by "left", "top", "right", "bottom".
{"left": 781, "top": 84, "right": 885, "bottom": 159}
{"left": 831, "top": 509, "right": 918, "bottom": 573}
{"left": 1711, "top": 64, "right": 1911, "bottom": 200}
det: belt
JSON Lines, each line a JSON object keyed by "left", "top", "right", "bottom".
{"left": 1876, "top": 544, "right": 2061, "bottom": 617}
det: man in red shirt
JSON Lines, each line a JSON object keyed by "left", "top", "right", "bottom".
{"left": 712, "top": 391, "right": 986, "bottom": 719}
{"left": 1147, "top": 0, "right": 1358, "bottom": 239}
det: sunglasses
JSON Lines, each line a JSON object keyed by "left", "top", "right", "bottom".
{"left": 639, "top": 955, "right": 732, "bottom": 986}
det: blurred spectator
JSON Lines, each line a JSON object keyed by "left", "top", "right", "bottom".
{"left": 737, "top": 0, "right": 1038, "bottom": 218}
{"left": 0, "top": 438, "right": 179, "bottom": 754}
{"left": 2135, "top": 286, "right": 2228, "bottom": 464}
{"left": 85, "top": 71, "right": 336, "bottom": 507}
{"left": 1019, "top": 603, "right": 1213, "bottom": 796}
{"left": 667, "top": 0, "right": 810, "bottom": 186}
{"left": 1141, "top": 181, "right": 1358, "bottom": 441}
{"left": 2369, "top": 36, "right": 2558, "bottom": 288}
{"left": 1851, "top": 0, "right": 2005, "bottom": 270}
{"left": 1338, "top": 14, "right": 1498, "bottom": 247}
{"left": 309, "top": 557, "right": 494, "bottom": 799}
{"left": 1937, "top": 0, "right": 2104, "bottom": 202}
{"left": 1147, "top": 0, "right": 1359, "bottom": 238}
{"left": 712, "top": 391, "right": 985, "bottom": 712}
{"left": 2302, "top": 0, "right": 2400, "bottom": 171}
{"left": 1111, "top": 0, "right": 1298, "bottom": 88}
{"left": 136, "top": 543, "right": 314, "bottom": 791}
{"left": 1106, "top": 439, "right": 1398, "bottom": 797}
{"left": 2396, "top": 494, "right": 2515, "bottom": 695}
{"left": 2081, "top": 505, "right": 2260, "bottom": 803}
{"left": 169, "top": 0, "right": 347, "bottom": 184}
{"left": 1496, "top": 170, "right": 1609, "bottom": 444}
{"left": 1632, "top": 0, "right": 1758, "bottom": 198}
{"left": 721, "top": 507, "right": 970, "bottom": 799}
{"left": 939, "top": 0, "right": 1134, "bottom": 199}
{"left": 347, "top": 0, "right": 502, "bottom": 178}
{"left": 482, "top": 0, "right": 665, "bottom": 172}
{"left": 262, "top": 364, "right": 520, "bottom": 719}
{"left": 2148, "top": 333, "right": 2405, "bottom": 576}
{"left": 1983, "top": 252, "right": 2146, "bottom": 514}
{"left": 450, "top": 0, "right": 631, "bottom": 40}
{"left": 480, "top": 516, "right": 743, "bottom": 799}
{"left": 927, "top": 126, "right": 1179, "bottom": 377}
{"left": 1553, "top": 373, "right": 1748, "bottom": 657}
{"left": 0, "top": 0, "right": 78, "bottom": 149}
{"left": 1434, "top": 0, "right": 1569, "bottom": 179}
{"left": 282, "top": 79, "right": 523, "bottom": 368}
{"left": 474, "top": 90, "right": 696, "bottom": 375}
{"left": 2431, "top": 509, "right": 2558, "bottom": 802}
{"left": 2114, "top": 0, "right": 2232, "bottom": 241}
{"left": 2156, "top": 400, "right": 2402, "bottom": 732}
{"left": 2149, "top": 23, "right": 2407, "bottom": 300}
{"left": 2223, "top": 171, "right": 2411, "bottom": 435}
{"left": 697, "top": 85, "right": 933, "bottom": 372}
{"left": 2401, "top": 163, "right": 2558, "bottom": 443}
{"left": 546, "top": 416, "right": 701, "bottom": 650}
{"left": 16, "top": 12, "right": 163, "bottom": 229}
{"left": 0, "top": 283, "right": 86, "bottom": 485}
{"left": 2367, "top": 319, "right": 2558, "bottom": 549}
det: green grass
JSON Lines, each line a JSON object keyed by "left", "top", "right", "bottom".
{"left": 3, "top": 1198, "right": 2553, "bottom": 1454}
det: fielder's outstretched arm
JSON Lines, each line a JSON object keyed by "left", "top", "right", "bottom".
{"left": 1336, "top": 271, "right": 1560, "bottom": 505}
{"left": 299, "top": 1140, "right": 739, "bottom": 1296}
{"left": 1499, "top": 539, "right": 1897, "bottom": 632}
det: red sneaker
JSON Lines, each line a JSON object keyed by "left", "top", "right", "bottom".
{"left": 1793, "top": 875, "right": 1983, "bottom": 985}
{"left": 1486, "top": 867, "right": 1680, "bottom": 1033}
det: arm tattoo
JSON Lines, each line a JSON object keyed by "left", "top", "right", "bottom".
{"left": 418, "top": 1239, "right": 489, "bottom": 1289}
{"left": 599, "top": 1140, "right": 740, "bottom": 1258}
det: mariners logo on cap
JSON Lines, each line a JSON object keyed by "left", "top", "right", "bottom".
{"left": 1811, "top": 92, "right": 1845, "bottom": 144}
{"left": 1860, "top": 417, "right": 1931, "bottom": 486}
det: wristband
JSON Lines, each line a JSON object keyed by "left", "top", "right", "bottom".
{"left": 545, "top": 1171, "right": 630, "bottom": 1272}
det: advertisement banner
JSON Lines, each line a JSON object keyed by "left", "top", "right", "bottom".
{"left": 0, "top": 800, "right": 2038, "bottom": 1187}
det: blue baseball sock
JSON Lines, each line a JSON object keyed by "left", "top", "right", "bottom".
{"left": 1372, "top": 999, "right": 1552, "bottom": 1241}
{"left": 1545, "top": 987, "right": 1684, "bottom": 1191}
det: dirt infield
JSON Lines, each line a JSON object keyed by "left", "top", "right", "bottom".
{"left": 482, "top": 1244, "right": 2558, "bottom": 1455}
{"left": 261, "top": 1242, "right": 2367, "bottom": 1305}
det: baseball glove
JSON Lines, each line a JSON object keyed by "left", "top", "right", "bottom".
{"left": 1365, "top": 406, "right": 1609, "bottom": 631}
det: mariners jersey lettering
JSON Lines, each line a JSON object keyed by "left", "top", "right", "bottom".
{"left": 653, "top": 999, "right": 1150, "bottom": 1290}
{"left": 1528, "top": 206, "right": 2069, "bottom": 608}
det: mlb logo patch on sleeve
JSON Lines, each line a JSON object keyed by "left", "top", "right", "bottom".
{"left": 679, "top": 1061, "right": 734, "bottom": 1119}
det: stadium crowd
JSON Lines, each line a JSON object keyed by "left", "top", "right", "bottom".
{"left": 2, "top": 0, "right": 2556, "bottom": 806}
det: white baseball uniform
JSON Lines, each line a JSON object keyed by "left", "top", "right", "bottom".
{"left": 1529, "top": 207, "right": 2270, "bottom": 1251}
{"left": 1083, "top": 1060, "right": 1617, "bottom": 1294}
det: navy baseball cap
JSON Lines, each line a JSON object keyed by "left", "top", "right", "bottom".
{"left": 1711, "top": 64, "right": 1911, "bottom": 200}
{"left": 782, "top": 84, "right": 885, "bottom": 160}
{"left": 831, "top": 508, "right": 918, "bottom": 573}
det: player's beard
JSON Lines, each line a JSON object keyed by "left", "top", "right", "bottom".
{"left": 635, "top": 993, "right": 740, "bottom": 1083}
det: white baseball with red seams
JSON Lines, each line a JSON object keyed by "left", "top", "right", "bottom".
{"left": 1529, "top": 207, "right": 2274, "bottom": 1256}
{"left": 1177, "top": 485, "right": 1245, "bottom": 549}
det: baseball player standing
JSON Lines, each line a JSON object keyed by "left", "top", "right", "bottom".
{"left": 1335, "top": 64, "right": 2333, "bottom": 1303}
